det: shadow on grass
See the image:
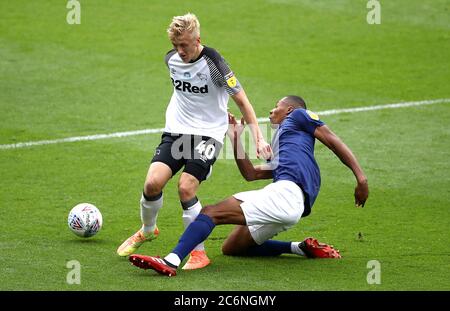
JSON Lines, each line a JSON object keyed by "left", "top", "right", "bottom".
{"left": 64, "top": 238, "right": 110, "bottom": 245}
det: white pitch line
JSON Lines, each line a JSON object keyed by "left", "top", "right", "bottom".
{"left": 255, "top": 98, "right": 450, "bottom": 123}
{"left": 0, "top": 128, "right": 165, "bottom": 150}
{"left": 1, "top": 98, "right": 449, "bottom": 150}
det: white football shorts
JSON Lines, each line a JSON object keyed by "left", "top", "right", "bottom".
{"left": 233, "top": 180, "right": 305, "bottom": 245}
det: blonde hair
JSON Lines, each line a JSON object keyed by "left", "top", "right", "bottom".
{"left": 167, "top": 13, "right": 200, "bottom": 40}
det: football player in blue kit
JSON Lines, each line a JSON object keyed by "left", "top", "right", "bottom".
{"left": 129, "top": 95, "right": 369, "bottom": 276}
{"left": 117, "top": 13, "right": 271, "bottom": 270}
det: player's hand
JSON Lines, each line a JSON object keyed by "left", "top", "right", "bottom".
{"left": 354, "top": 179, "right": 369, "bottom": 208}
{"left": 227, "top": 112, "right": 245, "bottom": 139}
{"left": 257, "top": 139, "right": 273, "bottom": 161}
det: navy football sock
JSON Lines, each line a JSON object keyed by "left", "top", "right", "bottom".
{"left": 245, "top": 240, "right": 292, "bottom": 256}
{"left": 172, "top": 214, "right": 215, "bottom": 261}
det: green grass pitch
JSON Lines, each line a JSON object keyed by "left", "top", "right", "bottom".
{"left": 0, "top": 0, "right": 449, "bottom": 290}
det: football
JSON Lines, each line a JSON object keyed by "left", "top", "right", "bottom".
{"left": 68, "top": 203, "right": 103, "bottom": 238}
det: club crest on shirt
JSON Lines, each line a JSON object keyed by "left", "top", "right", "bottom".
{"left": 306, "top": 110, "right": 320, "bottom": 121}
{"left": 226, "top": 75, "right": 237, "bottom": 88}
{"left": 197, "top": 73, "right": 208, "bottom": 81}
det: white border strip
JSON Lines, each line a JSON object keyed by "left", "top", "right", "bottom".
{"left": 1, "top": 98, "right": 449, "bottom": 150}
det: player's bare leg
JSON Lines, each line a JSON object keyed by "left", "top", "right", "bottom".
{"left": 222, "top": 225, "right": 341, "bottom": 259}
{"left": 117, "top": 162, "right": 172, "bottom": 257}
{"left": 130, "top": 197, "right": 246, "bottom": 276}
{"left": 221, "top": 225, "right": 257, "bottom": 256}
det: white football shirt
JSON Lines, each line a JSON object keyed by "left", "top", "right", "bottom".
{"left": 164, "top": 46, "right": 242, "bottom": 143}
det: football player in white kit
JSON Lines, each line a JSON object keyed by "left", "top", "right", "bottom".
{"left": 127, "top": 96, "right": 369, "bottom": 277}
{"left": 117, "top": 13, "right": 271, "bottom": 270}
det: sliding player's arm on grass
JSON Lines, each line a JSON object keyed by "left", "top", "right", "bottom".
{"left": 314, "top": 124, "right": 369, "bottom": 207}
{"left": 227, "top": 113, "right": 273, "bottom": 181}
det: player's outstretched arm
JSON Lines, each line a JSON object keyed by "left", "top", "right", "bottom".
{"left": 227, "top": 113, "right": 273, "bottom": 181}
{"left": 231, "top": 90, "right": 273, "bottom": 160}
{"left": 314, "top": 125, "right": 369, "bottom": 207}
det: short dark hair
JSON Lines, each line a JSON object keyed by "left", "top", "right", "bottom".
{"left": 284, "top": 95, "right": 307, "bottom": 109}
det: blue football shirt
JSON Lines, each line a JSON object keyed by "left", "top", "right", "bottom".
{"left": 270, "top": 108, "right": 324, "bottom": 217}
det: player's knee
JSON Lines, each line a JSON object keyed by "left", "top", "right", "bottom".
{"left": 200, "top": 204, "right": 214, "bottom": 216}
{"left": 221, "top": 243, "right": 236, "bottom": 256}
{"left": 144, "top": 179, "right": 164, "bottom": 197}
{"left": 178, "top": 181, "right": 196, "bottom": 201}
{"left": 200, "top": 205, "right": 219, "bottom": 222}
{"left": 221, "top": 241, "right": 245, "bottom": 256}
